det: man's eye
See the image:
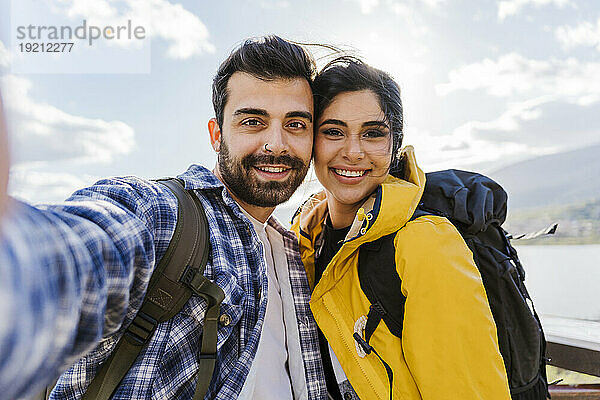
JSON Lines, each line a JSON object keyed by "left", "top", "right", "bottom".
{"left": 242, "top": 119, "right": 262, "bottom": 126}
{"left": 287, "top": 121, "right": 306, "bottom": 129}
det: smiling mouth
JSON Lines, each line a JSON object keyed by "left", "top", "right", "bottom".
{"left": 255, "top": 165, "right": 291, "bottom": 173}
{"left": 333, "top": 168, "right": 368, "bottom": 177}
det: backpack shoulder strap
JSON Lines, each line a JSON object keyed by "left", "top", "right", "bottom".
{"left": 356, "top": 206, "right": 433, "bottom": 347}
{"left": 81, "top": 178, "right": 224, "bottom": 400}
{"left": 410, "top": 207, "right": 431, "bottom": 221}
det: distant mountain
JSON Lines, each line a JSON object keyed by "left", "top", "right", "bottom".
{"left": 488, "top": 143, "right": 600, "bottom": 211}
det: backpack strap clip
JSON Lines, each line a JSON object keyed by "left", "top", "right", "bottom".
{"left": 181, "top": 265, "right": 225, "bottom": 307}
{"left": 125, "top": 311, "right": 158, "bottom": 345}
{"left": 364, "top": 302, "right": 386, "bottom": 344}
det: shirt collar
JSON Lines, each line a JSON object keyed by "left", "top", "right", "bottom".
{"left": 176, "top": 164, "right": 224, "bottom": 190}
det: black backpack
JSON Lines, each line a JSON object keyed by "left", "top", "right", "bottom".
{"left": 354, "top": 169, "right": 549, "bottom": 400}
{"left": 40, "top": 178, "right": 224, "bottom": 400}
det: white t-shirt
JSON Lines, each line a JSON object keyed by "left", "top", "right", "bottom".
{"left": 237, "top": 211, "right": 294, "bottom": 400}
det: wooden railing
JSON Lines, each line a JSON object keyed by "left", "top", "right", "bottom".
{"left": 543, "top": 316, "right": 600, "bottom": 398}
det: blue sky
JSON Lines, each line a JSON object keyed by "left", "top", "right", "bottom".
{"left": 0, "top": 0, "right": 599, "bottom": 217}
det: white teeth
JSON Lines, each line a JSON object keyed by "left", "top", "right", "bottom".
{"left": 334, "top": 169, "right": 366, "bottom": 177}
{"left": 258, "top": 166, "right": 287, "bottom": 173}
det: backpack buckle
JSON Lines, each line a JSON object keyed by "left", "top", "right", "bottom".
{"left": 180, "top": 265, "right": 225, "bottom": 308}
{"left": 181, "top": 265, "right": 199, "bottom": 286}
{"left": 125, "top": 311, "right": 158, "bottom": 345}
{"left": 181, "top": 265, "right": 209, "bottom": 293}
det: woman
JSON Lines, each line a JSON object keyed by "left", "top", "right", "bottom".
{"left": 291, "top": 58, "right": 511, "bottom": 400}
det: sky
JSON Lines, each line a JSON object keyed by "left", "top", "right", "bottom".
{"left": 0, "top": 0, "right": 599, "bottom": 218}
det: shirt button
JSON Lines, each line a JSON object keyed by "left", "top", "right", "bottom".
{"left": 219, "top": 313, "right": 232, "bottom": 326}
{"left": 344, "top": 392, "right": 353, "bottom": 400}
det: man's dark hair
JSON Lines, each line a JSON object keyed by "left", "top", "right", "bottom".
{"left": 212, "top": 35, "right": 317, "bottom": 129}
{"left": 313, "top": 56, "right": 404, "bottom": 173}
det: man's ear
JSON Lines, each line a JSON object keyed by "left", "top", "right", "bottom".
{"left": 208, "top": 118, "right": 221, "bottom": 152}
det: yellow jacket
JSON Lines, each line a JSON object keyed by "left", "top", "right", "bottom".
{"left": 291, "top": 147, "right": 511, "bottom": 400}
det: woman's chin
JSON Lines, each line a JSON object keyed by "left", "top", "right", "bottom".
{"left": 327, "top": 190, "right": 372, "bottom": 210}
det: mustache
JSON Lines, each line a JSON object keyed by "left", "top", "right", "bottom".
{"left": 242, "top": 153, "right": 306, "bottom": 170}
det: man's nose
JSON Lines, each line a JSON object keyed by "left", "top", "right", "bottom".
{"left": 263, "top": 124, "right": 288, "bottom": 155}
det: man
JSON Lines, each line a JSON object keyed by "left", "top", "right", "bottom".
{"left": 0, "top": 36, "right": 327, "bottom": 399}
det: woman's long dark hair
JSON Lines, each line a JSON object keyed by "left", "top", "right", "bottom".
{"left": 313, "top": 56, "right": 405, "bottom": 176}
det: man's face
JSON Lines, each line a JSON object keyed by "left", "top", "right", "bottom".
{"left": 212, "top": 72, "right": 313, "bottom": 207}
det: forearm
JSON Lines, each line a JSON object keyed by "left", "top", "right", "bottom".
{"left": 0, "top": 202, "right": 94, "bottom": 398}
{"left": 0, "top": 93, "right": 9, "bottom": 221}
{"left": 0, "top": 197, "right": 158, "bottom": 399}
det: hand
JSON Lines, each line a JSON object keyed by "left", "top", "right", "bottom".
{"left": 0, "top": 92, "right": 9, "bottom": 220}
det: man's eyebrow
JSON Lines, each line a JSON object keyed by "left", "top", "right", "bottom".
{"left": 286, "top": 111, "right": 313, "bottom": 122}
{"left": 319, "top": 119, "right": 347, "bottom": 127}
{"left": 233, "top": 108, "right": 269, "bottom": 117}
{"left": 362, "top": 120, "right": 389, "bottom": 129}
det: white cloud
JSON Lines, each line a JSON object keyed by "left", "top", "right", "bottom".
{"left": 349, "top": 0, "right": 443, "bottom": 15}
{"left": 1, "top": 74, "right": 135, "bottom": 165}
{"left": 556, "top": 18, "right": 600, "bottom": 52}
{"left": 403, "top": 105, "right": 562, "bottom": 173}
{"left": 423, "top": 93, "right": 600, "bottom": 174}
{"left": 0, "top": 41, "right": 11, "bottom": 68}
{"left": 498, "top": 0, "right": 572, "bottom": 21}
{"left": 430, "top": 53, "right": 600, "bottom": 171}
{"left": 8, "top": 167, "right": 98, "bottom": 204}
{"left": 416, "top": 0, "right": 445, "bottom": 8}
{"left": 436, "top": 53, "right": 600, "bottom": 106}
{"left": 452, "top": 95, "right": 554, "bottom": 137}
{"left": 259, "top": 0, "right": 290, "bottom": 9}
{"left": 434, "top": 54, "right": 600, "bottom": 165}
{"left": 52, "top": 0, "right": 215, "bottom": 59}
{"left": 347, "top": 0, "right": 380, "bottom": 14}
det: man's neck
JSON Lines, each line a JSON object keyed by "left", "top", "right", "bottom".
{"left": 213, "top": 167, "right": 275, "bottom": 223}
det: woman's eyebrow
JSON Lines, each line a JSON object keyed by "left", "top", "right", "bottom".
{"left": 319, "top": 119, "right": 347, "bottom": 127}
{"left": 362, "top": 120, "right": 389, "bottom": 129}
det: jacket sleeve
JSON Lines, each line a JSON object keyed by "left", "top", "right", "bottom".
{"left": 0, "top": 176, "right": 178, "bottom": 400}
{"left": 395, "top": 216, "right": 511, "bottom": 400}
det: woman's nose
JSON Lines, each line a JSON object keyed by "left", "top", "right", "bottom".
{"left": 342, "top": 136, "right": 365, "bottom": 162}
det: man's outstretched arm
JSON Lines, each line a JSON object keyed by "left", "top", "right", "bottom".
{"left": 0, "top": 94, "right": 9, "bottom": 220}
{"left": 0, "top": 94, "right": 178, "bottom": 399}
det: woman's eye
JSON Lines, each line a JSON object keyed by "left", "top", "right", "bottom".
{"left": 364, "top": 129, "right": 387, "bottom": 138}
{"left": 322, "top": 128, "right": 343, "bottom": 137}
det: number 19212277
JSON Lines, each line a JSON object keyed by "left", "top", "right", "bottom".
{"left": 18, "top": 42, "right": 74, "bottom": 52}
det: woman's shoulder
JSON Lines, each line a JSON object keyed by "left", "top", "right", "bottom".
{"left": 391, "top": 214, "right": 476, "bottom": 277}
{"left": 388, "top": 212, "right": 463, "bottom": 246}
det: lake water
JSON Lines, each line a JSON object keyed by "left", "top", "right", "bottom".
{"left": 516, "top": 244, "right": 600, "bottom": 321}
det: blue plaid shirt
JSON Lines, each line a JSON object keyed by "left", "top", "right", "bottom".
{"left": 0, "top": 165, "right": 327, "bottom": 400}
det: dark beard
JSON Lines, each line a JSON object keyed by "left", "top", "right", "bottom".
{"left": 218, "top": 140, "right": 309, "bottom": 207}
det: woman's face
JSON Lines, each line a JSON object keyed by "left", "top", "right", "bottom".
{"left": 314, "top": 90, "right": 393, "bottom": 215}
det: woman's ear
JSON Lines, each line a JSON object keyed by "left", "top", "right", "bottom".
{"left": 389, "top": 151, "right": 406, "bottom": 179}
{"left": 208, "top": 118, "right": 221, "bottom": 152}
